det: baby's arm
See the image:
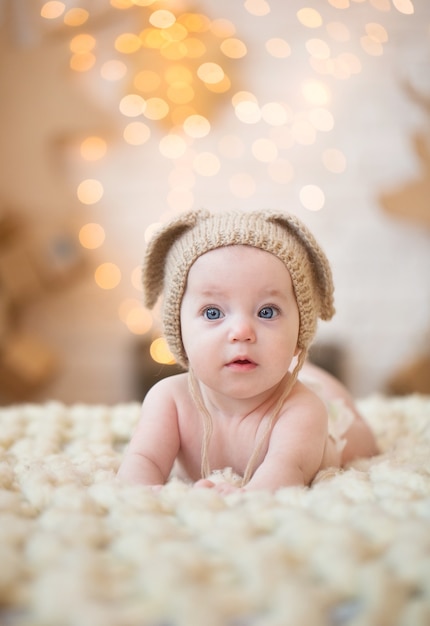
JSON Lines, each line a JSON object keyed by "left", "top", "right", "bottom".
{"left": 195, "top": 386, "right": 330, "bottom": 493}
{"left": 246, "top": 392, "right": 329, "bottom": 491}
{"left": 245, "top": 388, "right": 331, "bottom": 491}
{"left": 117, "top": 378, "right": 181, "bottom": 486}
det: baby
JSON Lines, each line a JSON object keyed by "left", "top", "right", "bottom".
{"left": 118, "top": 209, "right": 378, "bottom": 493}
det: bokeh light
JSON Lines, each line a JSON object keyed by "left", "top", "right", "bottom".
{"left": 326, "top": 21, "right": 351, "bottom": 42}
{"left": 234, "top": 100, "right": 261, "bottom": 124}
{"left": 221, "top": 38, "right": 247, "bottom": 59}
{"left": 94, "top": 263, "right": 121, "bottom": 289}
{"left": 309, "top": 108, "right": 334, "bottom": 131}
{"left": 143, "top": 97, "right": 170, "bottom": 120}
{"left": 159, "top": 134, "right": 188, "bottom": 158}
{"left": 150, "top": 337, "right": 176, "bottom": 364}
{"left": 369, "top": 0, "right": 390, "bottom": 10}
{"left": 265, "top": 38, "right": 291, "bottom": 58}
{"left": 70, "top": 33, "right": 95, "bottom": 54}
{"left": 300, "top": 184, "right": 325, "bottom": 211}
{"left": 197, "top": 62, "right": 225, "bottom": 84}
{"left": 101, "top": 60, "right": 127, "bottom": 81}
{"left": 210, "top": 18, "right": 236, "bottom": 38}
{"left": 149, "top": 9, "right": 176, "bottom": 28}
{"left": 193, "top": 152, "right": 221, "bottom": 176}
{"left": 393, "top": 0, "right": 414, "bottom": 15}
{"left": 366, "top": 22, "right": 388, "bottom": 42}
{"left": 134, "top": 69, "right": 161, "bottom": 92}
{"left": 244, "top": 0, "right": 271, "bottom": 17}
{"left": 328, "top": 0, "right": 349, "bottom": 9}
{"left": 119, "top": 94, "right": 146, "bottom": 117}
{"left": 302, "top": 80, "right": 331, "bottom": 106}
{"left": 80, "top": 137, "right": 107, "bottom": 161}
{"left": 123, "top": 122, "right": 151, "bottom": 145}
{"left": 131, "top": 266, "right": 143, "bottom": 291}
{"left": 70, "top": 53, "right": 95, "bottom": 72}
{"left": 124, "top": 306, "right": 153, "bottom": 335}
{"left": 297, "top": 8, "right": 323, "bottom": 28}
{"left": 252, "top": 138, "right": 278, "bottom": 162}
{"left": 77, "top": 179, "right": 104, "bottom": 205}
{"left": 64, "top": 8, "right": 89, "bottom": 27}
{"left": 306, "top": 39, "right": 331, "bottom": 60}
{"left": 79, "top": 223, "right": 106, "bottom": 249}
{"left": 115, "top": 33, "right": 142, "bottom": 54}
{"left": 261, "top": 102, "right": 289, "bottom": 126}
{"left": 119, "top": 298, "right": 142, "bottom": 322}
{"left": 41, "top": 2, "right": 65, "bottom": 19}
{"left": 361, "top": 36, "right": 384, "bottom": 56}
{"left": 183, "top": 114, "right": 211, "bottom": 138}
{"left": 322, "top": 148, "right": 347, "bottom": 173}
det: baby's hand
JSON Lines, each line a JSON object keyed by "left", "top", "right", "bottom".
{"left": 194, "top": 479, "right": 216, "bottom": 489}
{"left": 194, "top": 479, "right": 244, "bottom": 495}
{"left": 150, "top": 484, "right": 164, "bottom": 493}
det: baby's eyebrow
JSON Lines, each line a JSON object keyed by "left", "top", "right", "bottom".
{"left": 257, "top": 287, "right": 293, "bottom": 300}
{"left": 262, "top": 288, "right": 285, "bottom": 297}
{"left": 196, "top": 283, "right": 226, "bottom": 294}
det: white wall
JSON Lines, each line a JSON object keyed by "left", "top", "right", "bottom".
{"left": 1, "top": 0, "right": 429, "bottom": 403}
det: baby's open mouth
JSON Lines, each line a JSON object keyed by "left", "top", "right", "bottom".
{"left": 227, "top": 358, "right": 257, "bottom": 369}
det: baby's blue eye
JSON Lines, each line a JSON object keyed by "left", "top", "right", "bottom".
{"left": 204, "top": 307, "right": 223, "bottom": 320}
{"left": 259, "top": 306, "right": 278, "bottom": 319}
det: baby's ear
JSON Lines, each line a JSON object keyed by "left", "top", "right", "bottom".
{"left": 142, "top": 209, "right": 208, "bottom": 309}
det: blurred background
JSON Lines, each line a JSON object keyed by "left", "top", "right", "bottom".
{"left": 0, "top": 0, "right": 429, "bottom": 405}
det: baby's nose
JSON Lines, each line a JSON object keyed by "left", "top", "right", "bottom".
{"left": 228, "top": 316, "right": 256, "bottom": 342}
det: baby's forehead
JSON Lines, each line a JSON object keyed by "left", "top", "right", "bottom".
{"left": 190, "top": 243, "right": 286, "bottom": 264}
{"left": 186, "top": 244, "right": 293, "bottom": 283}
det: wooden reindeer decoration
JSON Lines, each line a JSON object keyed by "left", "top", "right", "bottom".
{"left": 382, "top": 81, "right": 430, "bottom": 394}
{"left": 379, "top": 80, "right": 430, "bottom": 230}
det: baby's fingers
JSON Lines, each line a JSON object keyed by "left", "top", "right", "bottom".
{"left": 194, "top": 479, "right": 216, "bottom": 489}
{"left": 214, "top": 482, "right": 245, "bottom": 495}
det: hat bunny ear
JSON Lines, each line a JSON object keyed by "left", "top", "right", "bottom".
{"left": 268, "top": 212, "right": 335, "bottom": 321}
{"left": 142, "top": 209, "right": 209, "bottom": 309}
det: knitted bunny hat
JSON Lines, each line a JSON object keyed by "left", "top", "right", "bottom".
{"left": 142, "top": 209, "right": 335, "bottom": 369}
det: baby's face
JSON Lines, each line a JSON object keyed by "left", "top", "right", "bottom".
{"left": 180, "top": 245, "right": 300, "bottom": 400}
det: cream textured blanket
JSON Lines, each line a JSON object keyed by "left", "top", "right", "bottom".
{"left": 0, "top": 395, "right": 429, "bottom": 626}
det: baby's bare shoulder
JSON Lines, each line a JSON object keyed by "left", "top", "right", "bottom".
{"left": 143, "top": 372, "right": 189, "bottom": 408}
{"left": 148, "top": 372, "right": 188, "bottom": 392}
{"left": 285, "top": 379, "right": 327, "bottom": 416}
{"left": 273, "top": 380, "right": 329, "bottom": 441}
{"left": 269, "top": 381, "right": 330, "bottom": 482}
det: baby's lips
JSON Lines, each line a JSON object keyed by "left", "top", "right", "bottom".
{"left": 227, "top": 356, "right": 257, "bottom": 366}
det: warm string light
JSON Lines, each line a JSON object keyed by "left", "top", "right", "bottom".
{"left": 112, "top": 9, "right": 241, "bottom": 131}
{"left": 39, "top": 0, "right": 416, "bottom": 360}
